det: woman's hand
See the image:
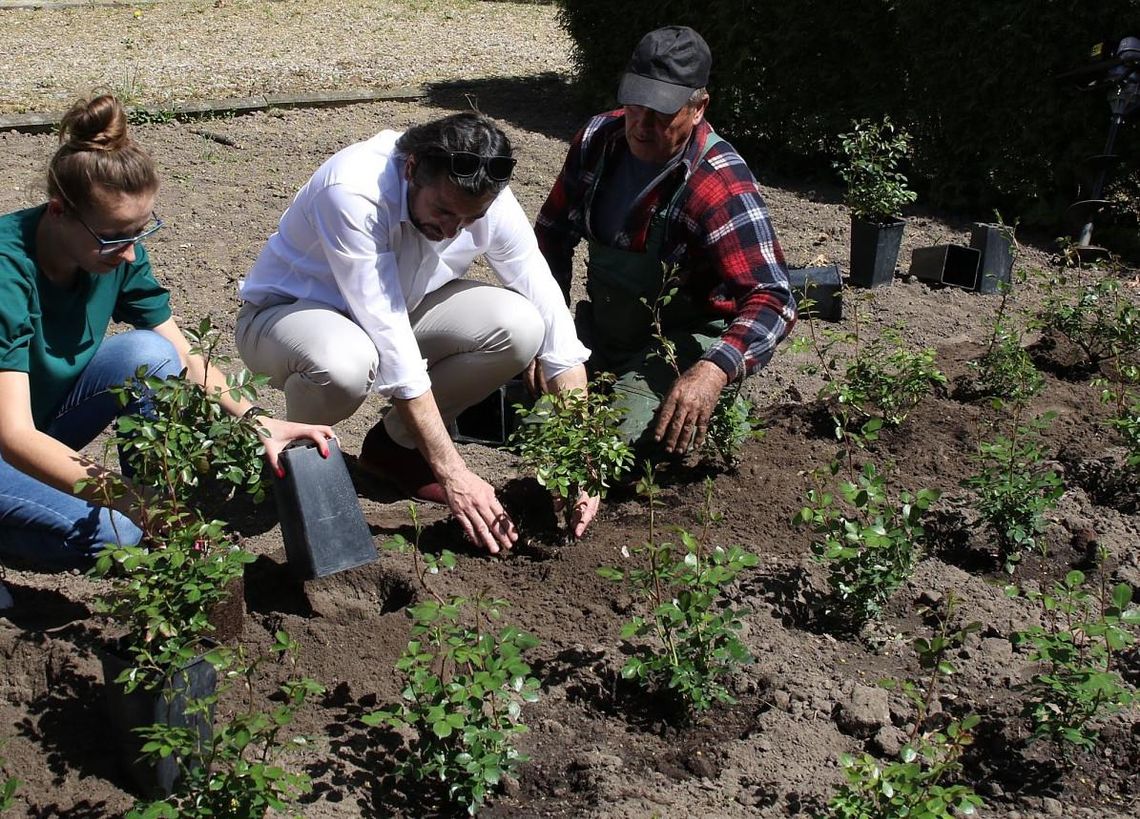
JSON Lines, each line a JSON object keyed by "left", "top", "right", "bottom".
{"left": 252, "top": 416, "right": 336, "bottom": 478}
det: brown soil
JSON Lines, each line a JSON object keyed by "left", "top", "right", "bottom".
{"left": 1, "top": 82, "right": 1138, "bottom": 818}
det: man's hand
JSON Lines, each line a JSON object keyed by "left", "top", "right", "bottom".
{"left": 553, "top": 490, "right": 600, "bottom": 539}
{"left": 523, "top": 357, "right": 549, "bottom": 397}
{"left": 654, "top": 360, "right": 729, "bottom": 455}
{"left": 439, "top": 466, "right": 519, "bottom": 555}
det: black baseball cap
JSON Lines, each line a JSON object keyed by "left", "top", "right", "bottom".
{"left": 617, "top": 26, "right": 712, "bottom": 115}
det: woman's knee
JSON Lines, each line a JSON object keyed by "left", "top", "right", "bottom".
{"left": 111, "top": 329, "right": 182, "bottom": 381}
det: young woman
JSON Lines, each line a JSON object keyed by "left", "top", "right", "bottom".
{"left": 0, "top": 94, "right": 335, "bottom": 592}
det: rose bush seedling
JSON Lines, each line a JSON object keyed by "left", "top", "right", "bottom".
{"left": 599, "top": 467, "right": 756, "bottom": 717}
{"left": 126, "top": 631, "right": 323, "bottom": 818}
{"left": 826, "top": 596, "right": 984, "bottom": 818}
{"left": 835, "top": 116, "right": 917, "bottom": 223}
{"left": 367, "top": 506, "right": 540, "bottom": 815}
{"left": 510, "top": 379, "right": 633, "bottom": 534}
{"left": 962, "top": 406, "right": 1063, "bottom": 573}
{"left": 1008, "top": 569, "right": 1139, "bottom": 753}
{"left": 795, "top": 462, "right": 939, "bottom": 628}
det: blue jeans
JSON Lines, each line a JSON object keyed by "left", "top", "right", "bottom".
{"left": 0, "top": 330, "right": 181, "bottom": 570}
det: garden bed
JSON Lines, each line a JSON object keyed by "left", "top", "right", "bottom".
{"left": 0, "top": 87, "right": 1137, "bottom": 818}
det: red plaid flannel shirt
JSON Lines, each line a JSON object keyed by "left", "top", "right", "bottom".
{"left": 535, "top": 110, "right": 796, "bottom": 380}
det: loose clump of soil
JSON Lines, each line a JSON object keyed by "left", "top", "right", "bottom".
{"left": 1, "top": 88, "right": 1137, "bottom": 818}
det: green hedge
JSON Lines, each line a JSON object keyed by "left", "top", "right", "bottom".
{"left": 557, "top": 0, "right": 1139, "bottom": 228}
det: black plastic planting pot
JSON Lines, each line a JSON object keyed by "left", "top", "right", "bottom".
{"left": 273, "top": 438, "right": 377, "bottom": 579}
{"left": 101, "top": 644, "right": 217, "bottom": 798}
{"left": 849, "top": 216, "right": 905, "bottom": 288}
{"left": 909, "top": 245, "right": 981, "bottom": 290}
{"left": 970, "top": 223, "right": 1015, "bottom": 295}
{"left": 454, "top": 377, "right": 530, "bottom": 446}
{"left": 788, "top": 264, "right": 843, "bottom": 321}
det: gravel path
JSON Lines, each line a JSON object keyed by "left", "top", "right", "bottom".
{"left": 0, "top": 0, "right": 570, "bottom": 114}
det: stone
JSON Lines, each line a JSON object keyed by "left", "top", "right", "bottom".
{"left": 870, "top": 725, "right": 906, "bottom": 757}
{"left": 917, "top": 589, "right": 944, "bottom": 608}
{"left": 1042, "top": 797, "right": 1064, "bottom": 816}
{"left": 835, "top": 684, "right": 891, "bottom": 738}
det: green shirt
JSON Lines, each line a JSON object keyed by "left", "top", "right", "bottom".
{"left": 0, "top": 205, "right": 173, "bottom": 429}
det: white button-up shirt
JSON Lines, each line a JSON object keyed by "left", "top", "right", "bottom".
{"left": 241, "top": 130, "right": 588, "bottom": 400}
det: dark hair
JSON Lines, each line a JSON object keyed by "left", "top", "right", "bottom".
{"left": 395, "top": 113, "right": 512, "bottom": 197}
{"left": 48, "top": 95, "right": 158, "bottom": 213}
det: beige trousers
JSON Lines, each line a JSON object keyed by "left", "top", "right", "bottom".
{"left": 235, "top": 279, "right": 544, "bottom": 446}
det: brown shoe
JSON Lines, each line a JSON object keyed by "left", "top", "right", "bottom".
{"left": 357, "top": 423, "right": 447, "bottom": 504}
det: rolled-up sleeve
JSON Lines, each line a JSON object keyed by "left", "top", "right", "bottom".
{"left": 485, "top": 189, "right": 590, "bottom": 381}
{"left": 310, "top": 183, "right": 432, "bottom": 400}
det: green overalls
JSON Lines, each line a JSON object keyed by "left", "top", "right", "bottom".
{"left": 583, "top": 132, "right": 726, "bottom": 448}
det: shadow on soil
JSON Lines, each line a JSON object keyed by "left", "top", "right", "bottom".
{"left": 425, "top": 73, "right": 584, "bottom": 142}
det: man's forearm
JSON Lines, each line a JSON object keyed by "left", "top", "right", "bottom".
{"left": 391, "top": 391, "right": 466, "bottom": 480}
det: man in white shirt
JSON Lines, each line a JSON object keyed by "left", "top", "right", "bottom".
{"left": 236, "top": 113, "right": 593, "bottom": 554}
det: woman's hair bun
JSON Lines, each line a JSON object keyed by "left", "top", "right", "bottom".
{"left": 58, "top": 95, "right": 130, "bottom": 153}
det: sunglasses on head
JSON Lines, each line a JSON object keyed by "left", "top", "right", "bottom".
{"left": 440, "top": 150, "right": 517, "bottom": 182}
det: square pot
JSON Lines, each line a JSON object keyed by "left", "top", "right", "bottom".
{"left": 102, "top": 643, "right": 217, "bottom": 798}
{"left": 849, "top": 216, "right": 906, "bottom": 288}
{"left": 909, "top": 244, "right": 981, "bottom": 290}
{"left": 453, "top": 378, "right": 530, "bottom": 446}
{"left": 274, "top": 439, "right": 377, "bottom": 579}
{"left": 788, "top": 265, "right": 843, "bottom": 321}
{"left": 970, "top": 223, "right": 1015, "bottom": 295}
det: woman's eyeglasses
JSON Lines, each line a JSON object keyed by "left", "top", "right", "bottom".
{"left": 47, "top": 168, "right": 164, "bottom": 255}
{"left": 74, "top": 210, "right": 165, "bottom": 256}
{"left": 441, "top": 151, "right": 517, "bottom": 182}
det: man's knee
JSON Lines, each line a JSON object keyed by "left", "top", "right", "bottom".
{"left": 504, "top": 300, "right": 544, "bottom": 367}
{"left": 283, "top": 353, "right": 375, "bottom": 425}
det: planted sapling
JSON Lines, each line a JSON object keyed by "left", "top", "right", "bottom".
{"left": 794, "top": 462, "right": 939, "bottom": 628}
{"left": 598, "top": 466, "right": 757, "bottom": 716}
{"left": 126, "top": 631, "right": 323, "bottom": 819}
{"left": 510, "top": 377, "right": 633, "bottom": 535}
{"left": 825, "top": 597, "right": 984, "bottom": 818}
{"left": 962, "top": 406, "right": 1063, "bottom": 573}
{"left": 1008, "top": 567, "right": 1139, "bottom": 754}
{"left": 1035, "top": 274, "right": 1140, "bottom": 373}
{"left": 0, "top": 747, "right": 19, "bottom": 812}
{"left": 367, "top": 505, "right": 540, "bottom": 815}
{"left": 643, "top": 273, "right": 762, "bottom": 467}
{"left": 971, "top": 274, "right": 1043, "bottom": 403}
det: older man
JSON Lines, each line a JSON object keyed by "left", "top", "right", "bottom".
{"left": 237, "top": 113, "right": 593, "bottom": 552}
{"left": 535, "top": 26, "right": 795, "bottom": 456}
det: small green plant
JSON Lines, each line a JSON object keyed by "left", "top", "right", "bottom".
{"left": 971, "top": 275, "right": 1043, "bottom": 404}
{"left": 642, "top": 273, "right": 762, "bottom": 466}
{"left": 1036, "top": 275, "right": 1140, "bottom": 372}
{"left": 0, "top": 748, "right": 19, "bottom": 812}
{"left": 972, "top": 325, "right": 1043, "bottom": 404}
{"left": 367, "top": 506, "right": 540, "bottom": 815}
{"left": 701, "top": 382, "right": 763, "bottom": 468}
{"left": 84, "top": 317, "right": 270, "bottom": 693}
{"left": 962, "top": 406, "right": 1063, "bottom": 573}
{"left": 115, "top": 317, "right": 271, "bottom": 507}
{"left": 598, "top": 466, "right": 756, "bottom": 716}
{"left": 510, "top": 377, "right": 634, "bottom": 533}
{"left": 1108, "top": 396, "right": 1140, "bottom": 471}
{"left": 127, "top": 631, "right": 323, "bottom": 818}
{"left": 830, "top": 329, "right": 946, "bottom": 428}
{"left": 793, "top": 309, "right": 945, "bottom": 433}
{"left": 824, "top": 595, "right": 984, "bottom": 818}
{"left": 794, "top": 462, "right": 940, "bottom": 627}
{"left": 835, "top": 116, "right": 918, "bottom": 223}
{"left": 1008, "top": 568, "right": 1139, "bottom": 753}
